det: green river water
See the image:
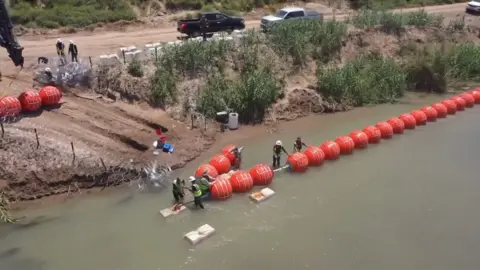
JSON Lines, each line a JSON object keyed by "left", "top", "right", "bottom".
{"left": 1, "top": 95, "right": 479, "bottom": 270}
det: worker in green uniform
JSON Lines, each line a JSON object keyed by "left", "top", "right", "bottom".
{"left": 198, "top": 172, "right": 212, "bottom": 194}
{"left": 190, "top": 181, "right": 204, "bottom": 209}
{"left": 172, "top": 177, "right": 185, "bottom": 203}
{"left": 293, "top": 137, "right": 308, "bottom": 152}
{"left": 273, "top": 140, "right": 289, "bottom": 168}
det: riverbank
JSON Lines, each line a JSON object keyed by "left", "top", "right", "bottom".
{"left": 2, "top": 8, "right": 480, "bottom": 212}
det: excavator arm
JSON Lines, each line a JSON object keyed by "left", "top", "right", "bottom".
{"left": 0, "top": 0, "right": 24, "bottom": 68}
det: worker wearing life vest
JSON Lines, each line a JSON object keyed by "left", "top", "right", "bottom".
{"left": 198, "top": 172, "right": 212, "bottom": 194}
{"left": 190, "top": 181, "right": 204, "bottom": 209}
{"left": 230, "top": 147, "right": 242, "bottom": 169}
{"left": 172, "top": 177, "right": 185, "bottom": 203}
{"left": 272, "top": 140, "right": 288, "bottom": 168}
{"left": 56, "top": 39, "right": 65, "bottom": 56}
{"left": 293, "top": 137, "right": 307, "bottom": 152}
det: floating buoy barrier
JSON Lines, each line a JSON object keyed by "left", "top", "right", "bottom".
{"left": 469, "top": 90, "right": 480, "bottom": 103}
{"left": 460, "top": 93, "right": 474, "bottom": 107}
{"left": 442, "top": 99, "right": 457, "bottom": 114}
{"left": 432, "top": 103, "right": 447, "bottom": 118}
{"left": 410, "top": 110, "right": 427, "bottom": 125}
{"left": 287, "top": 152, "right": 309, "bottom": 172}
{"left": 18, "top": 91, "right": 42, "bottom": 112}
{"left": 249, "top": 164, "right": 274, "bottom": 186}
{"left": 176, "top": 90, "right": 477, "bottom": 215}
{"left": 450, "top": 96, "right": 466, "bottom": 111}
{"left": 229, "top": 171, "right": 254, "bottom": 192}
{"left": 421, "top": 106, "right": 438, "bottom": 122}
{"left": 399, "top": 113, "right": 416, "bottom": 129}
{"left": 0, "top": 96, "right": 21, "bottom": 117}
{"left": 335, "top": 136, "right": 355, "bottom": 154}
{"left": 39, "top": 86, "right": 62, "bottom": 106}
{"left": 304, "top": 146, "right": 325, "bottom": 166}
{"left": 209, "top": 154, "right": 231, "bottom": 174}
{"left": 375, "top": 122, "right": 393, "bottom": 139}
{"left": 363, "top": 125, "right": 381, "bottom": 143}
{"left": 387, "top": 117, "right": 404, "bottom": 134}
{"left": 320, "top": 140, "right": 341, "bottom": 160}
{"left": 221, "top": 144, "right": 238, "bottom": 164}
{"left": 194, "top": 164, "right": 218, "bottom": 179}
{"left": 210, "top": 177, "right": 232, "bottom": 200}
{"left": 349, "top": 130, "right": 368, "bottom": 148}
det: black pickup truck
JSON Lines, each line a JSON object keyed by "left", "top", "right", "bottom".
{"left": 177, "top": 12, "right": 245, "bottom": 38}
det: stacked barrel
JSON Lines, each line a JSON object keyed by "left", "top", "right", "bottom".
{"left": 0, "top": 86, "right": 62, "bottom": 119}
{"left": 192, "top": 89, "right": 480, "bottom": 201}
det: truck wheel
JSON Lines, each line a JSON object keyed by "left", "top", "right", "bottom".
{"left": 226, "top": 27, "right": 233, "bottom": 35}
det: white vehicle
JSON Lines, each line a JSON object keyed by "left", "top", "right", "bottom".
{"left": 260, "top": 7, "right": 323, "bottom": 32}
{"left": 466, "top": 1, "right": 480, "bottom": 14}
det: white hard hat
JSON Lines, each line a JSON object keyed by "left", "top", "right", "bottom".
{"left": 69, "top": 40, "right": 74, "bottom": 44}
{"left": 45, "top": 67, "right": 51, "bottom": 72}
{"left": 189, "top": 176, "right": 196, "bottom": 182}
{"left": 276, "top": 140, "right": 282, "bottom": 146}
{"left": 57, "top": 39, "right": 61, "bottom": 43}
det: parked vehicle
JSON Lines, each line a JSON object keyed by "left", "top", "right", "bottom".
{"left": 260, "top": 7, "right": 323, "bottom": 32}
{"left": 466, "top": 1, "right": 480, "bottom": 14}
{"left": 177, "top": 12, "right": 245, "bottom": 38}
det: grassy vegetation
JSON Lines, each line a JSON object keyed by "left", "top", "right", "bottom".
{"left": 10, "top": 0, "right": 137, "bottom": 28}
{"left": 118, "top": 9, "right": 480, "bottom": 123}
{"left": 348, "top": 0, "right": 466, "bottom": 10}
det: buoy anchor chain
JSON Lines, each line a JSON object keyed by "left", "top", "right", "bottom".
{"left": 273, "top": 165, "right": 289, "bottom": 172}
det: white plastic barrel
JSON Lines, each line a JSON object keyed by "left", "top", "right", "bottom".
{"left": 228, "top": 113, "right": 239, "bottom": 130}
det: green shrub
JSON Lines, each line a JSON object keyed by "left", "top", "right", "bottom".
{"left": 11, "top": 0, "right": 136, "bottom": 28}
{"left": 317, "top": 53, "right": 407, "bottom": 106}
{"left": 349, "top": 9, "right": 443, "bottom": 34}
{"left": 348, "top": 0, "right": 466, "bottom": 10}
{"left": 150, "top": 66, "right": 177, "bottom": 107}
{"left": 160, "top": 39, "right": 233, "bottom": 77}
{"left": 267, "top": 20, "right": 347, "bottom": 66}
{"left": 127, "top": 59, "right": 144, "bottom": 77}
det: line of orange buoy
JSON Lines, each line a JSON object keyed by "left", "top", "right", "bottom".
{"left": 0, "top": 86, "right": 62, "bottom": 118}
{"left": 192, "top": 90, "right": 480, "bottom": 201}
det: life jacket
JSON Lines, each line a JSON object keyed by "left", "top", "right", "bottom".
{"left": 172, "top": 180, "right": 181, "bottom": 193}
{"left": 273, "top": 145, "right": 282, "bottom": 155}
{"left": 198, "top": 177, "right": 209, "bottom": 191}
{"left": 192, "top": 184, "right": 202, "bottom": 197}
{"left": 56, "top": 42, "right": 64, "bottom": 51}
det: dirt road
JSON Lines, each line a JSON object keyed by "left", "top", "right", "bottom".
{"left": 0, "top": 2, "right": 474, "bottom": 66}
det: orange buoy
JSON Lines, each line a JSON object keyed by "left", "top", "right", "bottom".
{"left": 375, "top": 122, "right": 393, "bottom": 139}
{"left": 432, "top": 103, "right": 447, "bottom": 118}
{"left": 399, "top": 113, "right": 416, "bottom": 129}
{"left": 221, "top": 144, "right": 237, "bottom": 164}
{"left": 410, "top": 110, "right": 427, "bottom": 125}
{"left": 470, "top": 90, "right": 480, "bottom": 103}
{"left": 387, "top": 117, "right": 404, "bottom": 134}
{"left": 349, "top": 130, "right": 368, "bottom": 148}
{"left": 229, "top": 171, "right": 253, "bottom": 192}
{"left": 320, "top": 140, "right": 341, "bottom": 160}
{"left": 363, "top": 125, "right": 381, "bottom": 143}
{"left": 304, "top": 146, "right": 325, "bottom": 166}
{"left": 18, "top": 91, "right": 42, "bottom": 112}
{"left": 210, "top": 177, "right": 233, "bottom": 200}
{"left": 450, "top": 96, "right": 465, "bottom": 111}
{"left": 194, "top": 164, "right": 219, "bottom": 179}
{"left": 249, "top": 164, "right": 274, "bottom": 185}
{"left": 0, "top": 96, "right": 21, "bottom": 117}
{"left": 421, "top": 106, "right": 438, "bottom": 122}
{"left": 287, "top": 152, "right": 309, "bottom": 172}
{"left": 209, "top": 154, "right": 231, "bottom": 174}
{"left": 39, "top": 86, "right": 62, "bottom": 106}
{"left": 459, "top": 93, "right": 474, "bottom": 107}
{"left": 335, "top": 136, "right": 355, "bottom": 154}
{"left": 441, "top": 100, "right": 457, "bottom": 114}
